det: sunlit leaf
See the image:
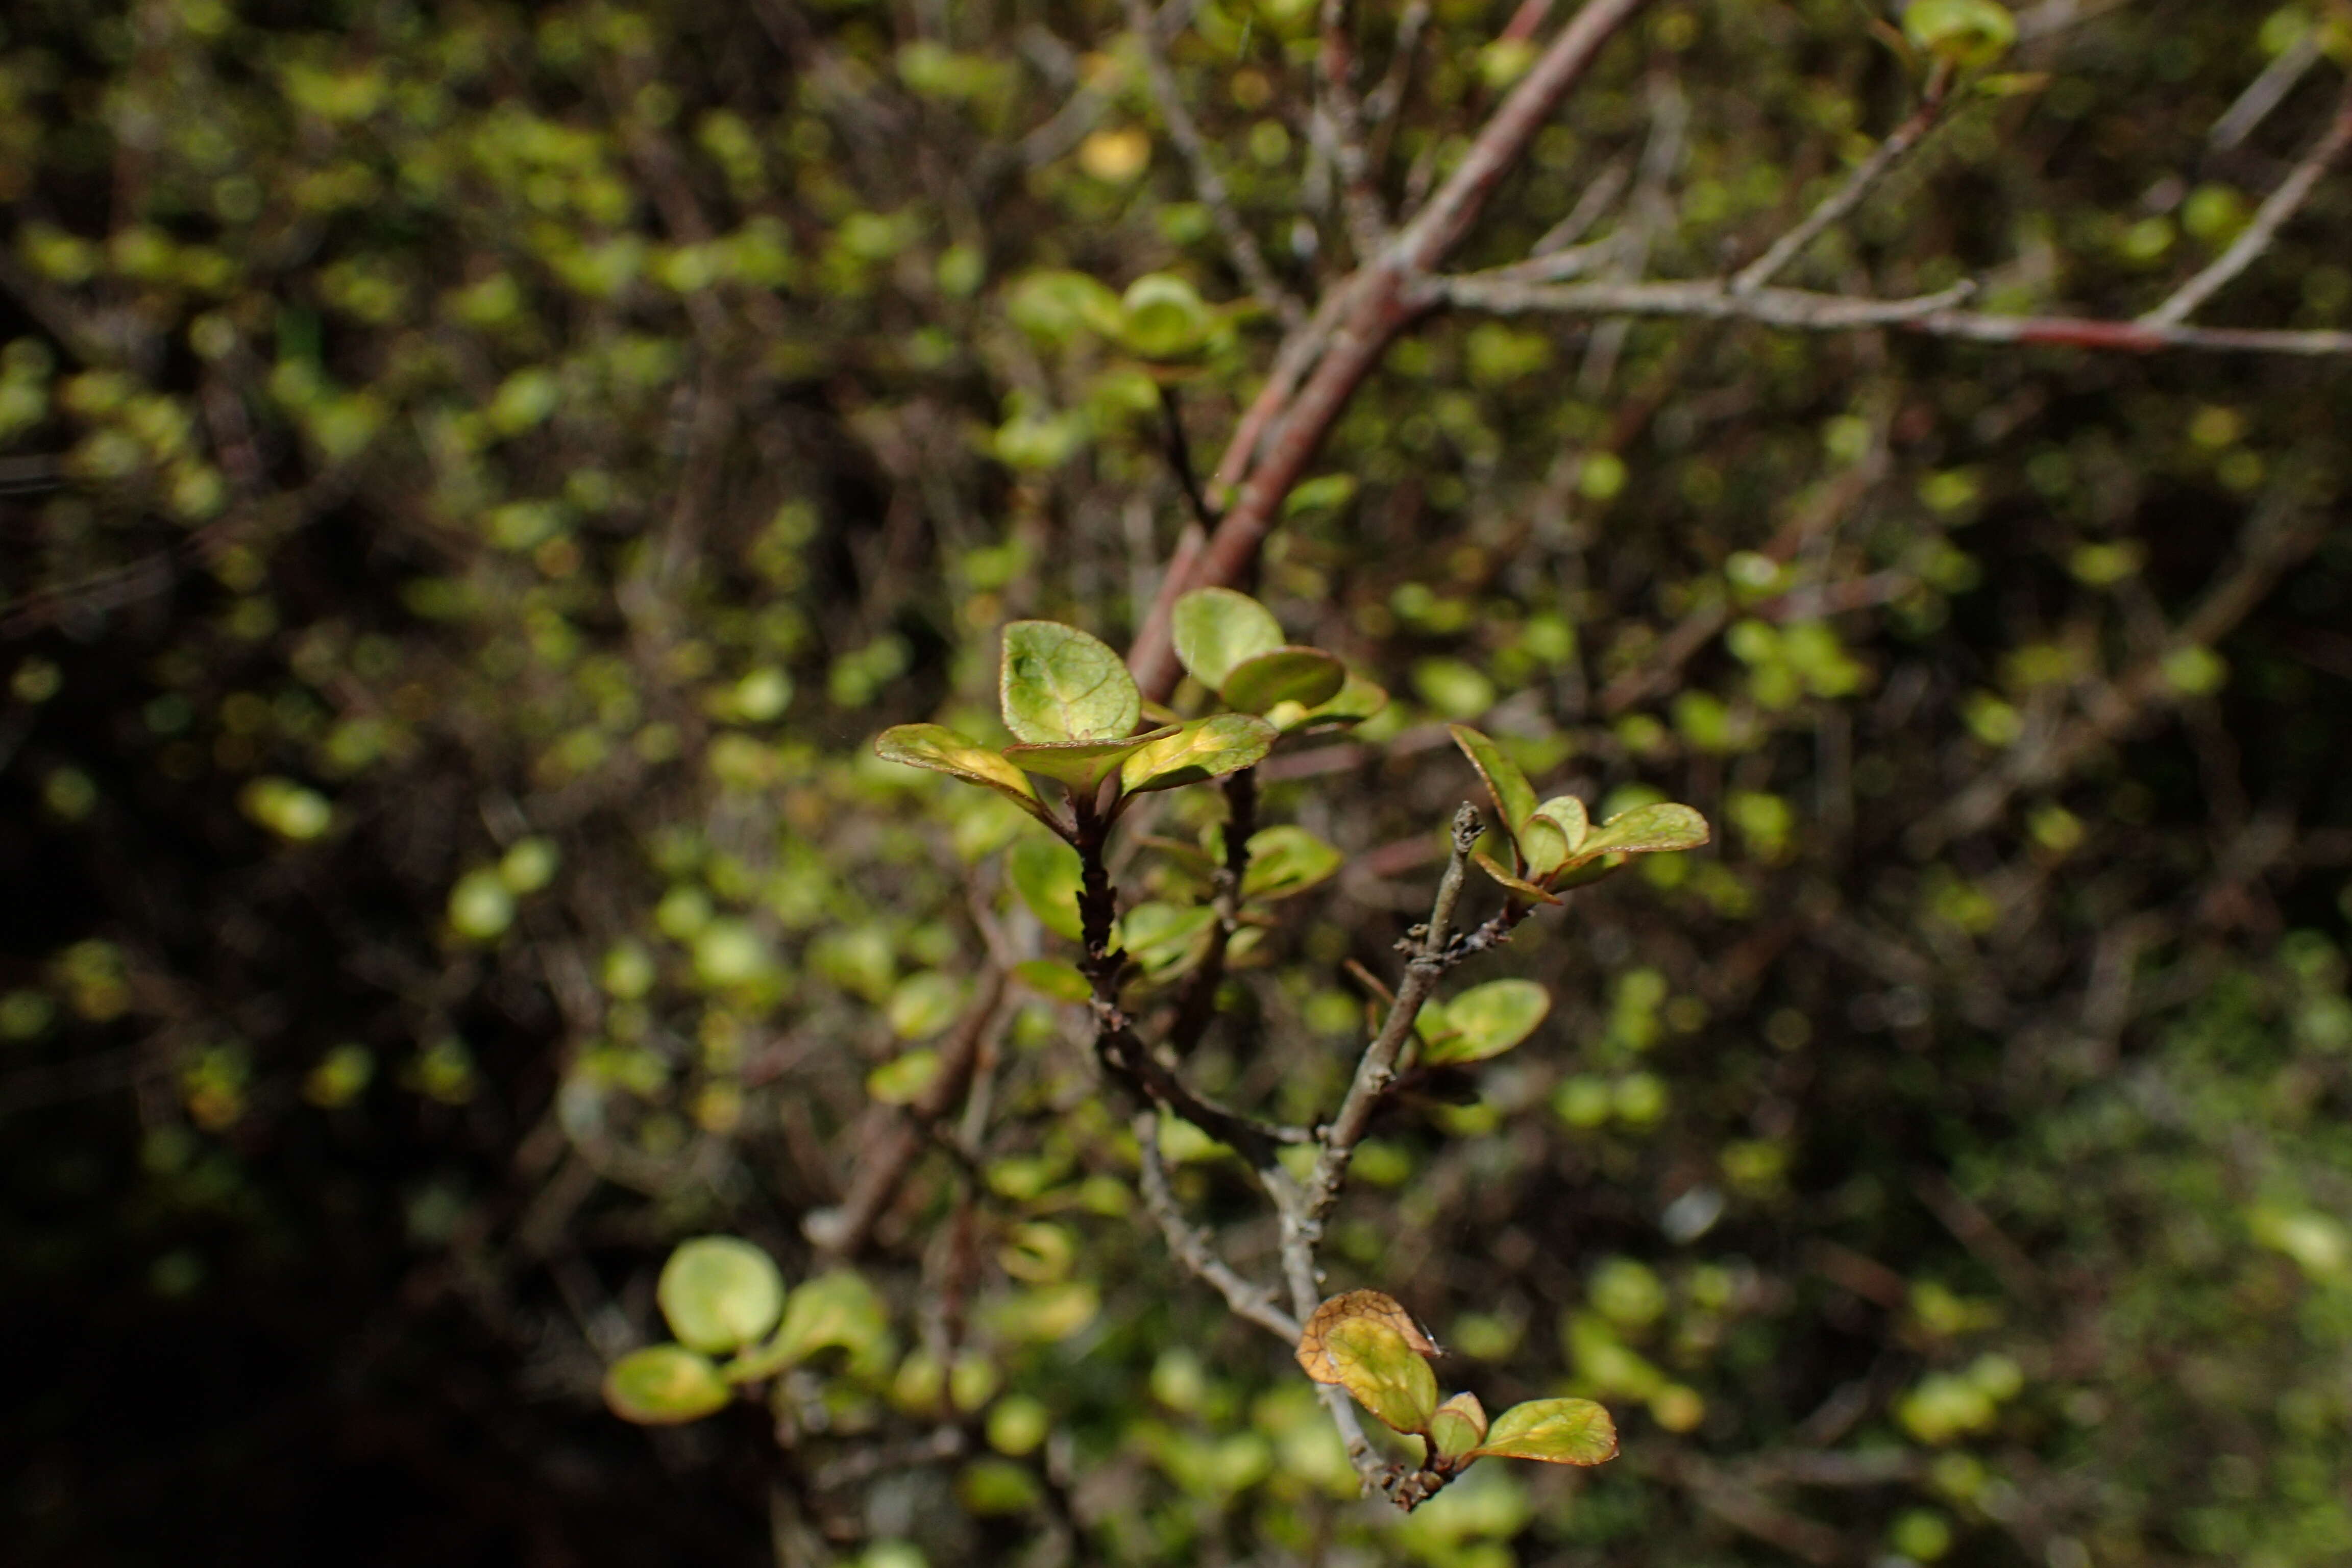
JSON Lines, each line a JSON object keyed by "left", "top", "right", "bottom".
{"left": 658, "top": 1236, "right": 787, "bottom": 1354}
{"left": 1418, "top": 979, "right": 1550, "bottom": 1066}
{"left": 1531, "top": 795, "right": 1589, "bottom": 856}
{"left": 1268, "top": 666, "right": 1391, "bottom": 731}
{"left": 761, "top": 1270, "right": 893, "bottom": 1377}
{"left": 1574, "top": 802, "right": 1711, "bottom": 862}
{"left": 1119, "top": 714, "right": 1277, "bottom": 794}
{"left": 1008, "top": 835, "right": 1086, "bottom": 941}
{"left": 1429, "top": 1391, "right": 1490, "bottom": 1460}
{"left": 1119, "top": 273, "right": 1212, "bottom": 361}
{"left": 1466, "top": 1397, "right": 1619, "bottom": 1465}
{"left": 1296, "top": 1310, "right": 1440, "bottom": 1435}
{"left": 866, "top": 1048, "right": 941, "bottom": 1105}
{"left": 1517, "top": 814, "right": 1570, "bottom": 878}
{"left": 1240, "top": 825, "right": 1343, "bottom": 901}
{"left": 875, "top": 723, "right": 1059, "bottom": 829}
{"left": 1448, "top": 725, "right": 1537, "bottom": 833}
{"left": 1171, "top": 587, "right": 1284, "bottom": 692}
{"left": 1472, "top": 846, "right": 1563, "bottom": 905}
{"left": 1000, "top": 620, "right": 1140, "bottom": 744}
{"left": 1002, "top": 725, "right": 1177, "bottom": 790}
{"left": 603, "top": 1344, "right": 731, "bottom": 1425}
{"left": 1295, "top": 1290, "right": 1442, "bottom": 1380}
{"left": 1219, "top": 647, "right": 1347, "bottom": 714}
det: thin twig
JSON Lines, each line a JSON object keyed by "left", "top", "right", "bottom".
{"left": 1732, "top": 63, "right": 1952, "bottom": 295}
{"left": 1437, "top": 276, "right": 1981, "bottom": 327}
{"left": 1134, "top": 1110, "right": 1301, "bottom": 1338}
{"left": 1122, "top": 0, "right": 1306, "bottom": 328}
{"left": 1317, "top": 0, "right": 1391, "bottom": 259}
{"left": 2144, "top": 76, "right": 2352, "bottom": 328}
{"left": 2209, "top": 29, "right": 2322, "bottom": 152}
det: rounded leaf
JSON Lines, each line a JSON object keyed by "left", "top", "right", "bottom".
{"left": 1902, "top": 0, "right": 2016, "bottom": 68}
{"left": 875, "top": 724, "right": 1058, "bottom": 828}
{"left": 1295, "top": 1290, "right": 1442, "bottom": 1382}
{"left": 1430, "top": 1391, "right": 1490, "bottom": 1460}
{"left": 604, "top": 1344, "right": 731, "bottom": 1425}
{"left": 1575, "top": 802, "right": 1711, "bottom": 861}
{"left": 1419, "top": 979, "right": 1551, "bottom": 1067}
{"left": 1010, "top": 958, "right": 1091, "bottom": 1001}
{"left": 1240, "top": 825, "right": 1343, "bottom": 901}
{"left": 1472, "top": 846, "right": 1563, "bottom": 905}
{"left": 1268, "top": 666, "right": 1390, "bottom": 731}
{"left": 1119, "top": 714, "right": 1277, "bottom": 795}
{"left": 659, "top": 1236, "right": 788, "bottom": 1353}
{"left": 1172, "top": 588, "right": 1284, "bottom": 692}
{"left": 1467, "top": 1397, "right": 1619, "bottom": 1465}
{"left": 1219, "top": 647, "right": 1347, "bottom": 714}
{"left": 1316, "top": 1318, "right": 1440, "bottom": 1435}
{"left": 1119, "top": 273, "right": 1213, "bottom": 361}
{"left": 1008, "top": 835, "right": 1087, "bottom": 941}
{"left": 1000, "top": 621, "right": 1140, "bottom": 744}
{"left": 1516, "top": 814, "right": 1571, "bottom": 879}
{"left": 1532, "top": 795, "right": 1590, "bottom": 855}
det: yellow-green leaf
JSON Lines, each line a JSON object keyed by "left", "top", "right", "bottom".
{"left": 1119, "top": 901, "right": 1217, "bottom": 975}
{"left": 1517, "top": 813, "right": 1570, "bottom": 878}
{"left": 1419, "top": 979, "right": 1550, "bottom": 1067}
{"left": 603, "top": 1344, "right": 731, "bottom": 1425}
{"left": 1574, "top": 802, "right": 1711, "bottom": 862}
{"left": 1315, "top": 1316, "right": 1441, "bottom": 1435}
{"left": 866, "top": 1048, "right": 941, "bottom": 1105}
{"left": 1000, "top": 620, "right": 1140, "bottom": 744}
{"left": 1219, "top": 647, "right": 1347, "bottom": 714}
{"left": 1240, "top": 825, "right": 1343, "bottom": 901}
{"left": 1430, "top": 1391, "right": 1489, "bottom": 1460}
{"left": 1011, "top": 958, "right": 1091, "bottom": 1001}
{"left": 1902, "top": 0, "right": 2016, "bottom": 69}
{"left": 1172, "top": 587, "right": 1284, "bottom": 692}
{"left": 1532, "top": 795, "right": 1589, "bottom": 856}
{"left": 1268, "top": 666, "right": 1390, "bottom": 731}
{"left": 1002, "top": 725, "right": 1177, "bottom": 790}
{"left": 1119, "top": 714, "right": 1277, "bottom": 794}
{"left": 1449, "top": 725, "right": 1537, "bottom": 834}
{"left": 1119, "top": 272, "right": 1213, "bottom": 361}
{"left": 658, "top": 1237, "right": 788, "bottom": 1354}
{"left": 1008, "top": 835, "right": 1086, "bottom": 941}
{"left": 1466, "top": 1397, "right": 1619, "bottom": 1465}
{"left": 1472, "top": 846, "right": 1563, "bottom": 905}
{"left": 875, "top": 723, "right": 1058, "bottom": 829}
{"left": 762, "top": 1270, "right": 893, "bottom": 1377}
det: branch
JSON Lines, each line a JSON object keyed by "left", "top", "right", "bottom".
{"left": 1134, "top": 1110, "right": 1301, "bottom": 1339}
{"left": 1731, "top": 63, "right": 1952, "bottom": 295}
{"left": 2209, "top": 28, "right": 2323, "bottom": 152}
{"left": 1123, "top": 0, "right": 1306, "bottom": 328}
{"left": 2144, "top": 76, "right": 2352, "bottom": 328}
{"left": 1317, "top": 0, "right": 1391, "bottom": 259}
{"left": 1300, "top": 805, "right": 1483, "bottom": 1222}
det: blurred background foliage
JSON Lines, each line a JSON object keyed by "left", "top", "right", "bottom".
{"left": 3, "top": 0, "right": 2351, "bottom": 1564}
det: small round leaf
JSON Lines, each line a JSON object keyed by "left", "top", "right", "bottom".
{"left": 1240, "top": 825, "right": 1344, "bottom": 901}
{"left": 1430, "top": 1391, "right": 1490, "bottom": 1460}
{"left": 875, "top": 724, "right": 1058, "bottom": 828}
{"left": 1575, "top": 802, "right": 1711, "bottom": 861}
{"left": 1419, "top": 978, "right": 1551, "bottom": 1067}
{"left": 1219, "top": 647, "right": 1347, "bottom": 714}
{"left": 1002, "top": 726, "right": 1178, "bottom": 790}
{"left": 1172, "top": 587, "right": 1285, "bottom": 693}
{"left": 1008, "top": 835, "right": 1087, "bottom": 942}
{"left": 1119, "top": 714, "right": 1277, "bottom": 795}
{"left": 1000, "top": 621, "right": 1140, "bottom": 744}
{"left": 604, "top": 1344, "right": 731, "bottom": 1425}
{"left": 658, "top": 1236, "right": 788, "bottom": 1354}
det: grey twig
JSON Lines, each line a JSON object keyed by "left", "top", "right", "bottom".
{"left": 1732, "top": 64, "right": 1952, "bottom": 296}
{"left": 2144, "top": 77, "right": 2352, "bottom": 328}
{"left": 1122, "top": 0, "right": 1306, "bottom": 328}
{"left": 1134, "top": 1111, "right": 1300, "bottom": 1339}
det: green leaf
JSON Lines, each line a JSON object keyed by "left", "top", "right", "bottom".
{"left": 1449, "top": 725, "right": 1537, "bottom": 834}
{"left": 1472, "top": 846, "right": 1563, "bottom": 905}
{"left": 1118, "top": 272, "right": 1212, "bottom": 361}
{"left": 1516, "top": 814, "right": 1570, "bottom": 878}
{"left": 1466, "top": 1397, "right": 1619, "bottom": 1466}
{"left": 603, "top": 1344, "right": 732, "bottom": 1425}
{"left": 1902, "top": 0, "right": 2016, "bottom": 69}
{"left": 1573, "top": 802, "right": 1711, "bottom": 862}
{"left": 1119, "top": 901, "right": 1217, "bottom": 975}
{"left": 1418, "top": 979, "right": 1550, "bottom": 1067}
{"left": 1295, "top": 1291, "right": 1442, "bottom": 1433}
{"left": 1008, "top": 835, "right": 1086, "bottom": 941}
{"left": 658, "top": 1237, "right": 788, "bottom": 1354}
{"left": 1268, "top": 665, "right": 1390, "bottom": 731}
{"left": 1002, "top": 725, "right": 1178, "bottom": 790}
{"left": 1531, "top": 795, "right": 1590, "bottom": 856}
{"left": 1240, "top": 825, "right": 1343, "bottom": 901}
{"left": 1119, "top": 714, "right": 1277, "bottom": 794}
{"left": 1171, "top": 587, "right": 1284, "bottom": 693}
{"left": 1316, "top": 1319, "right": 1440, "bottom": 1435}
{"left": 1219, "top": 647, "right": 1347, "bottom": 714}
{"left": 1011, "top": 958, "right": 1091, "bottom": 1001}
{"left": 1000, "top": 620, "right": 1140, "bottom": 744}
{"left": 866, "top": 1048, "right": 941, "bottom": 1105}
{"left": 760, "top": 1270, "right": 893, "bottom": 1378}
{"left": 875, "top": 724, "right": 1059, "bottom": 830}
{"left": 1429, "top": 1391, "right": 1490, "bottom": 1461}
